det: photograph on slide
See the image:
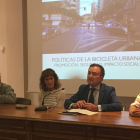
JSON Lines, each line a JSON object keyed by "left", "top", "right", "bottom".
{"left": 42, "top": 0, "right": 140, "bottom": 54}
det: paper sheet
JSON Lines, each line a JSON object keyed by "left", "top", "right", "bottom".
{"left": 68, "top": 109, "right": 98, "bottom": 116}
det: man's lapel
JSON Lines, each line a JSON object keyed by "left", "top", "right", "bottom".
{"left": 83, "top": 84, "right": 90, "bottom": 102}
{"left": 98, "top": 83, "right": 105, "bottom": 104}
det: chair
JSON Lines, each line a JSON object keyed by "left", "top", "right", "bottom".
{"left": 16, "top": 97, "right": 31, "bottom": 105}
{"left": 122, "top": 105, "right": 126, "bottom": 111}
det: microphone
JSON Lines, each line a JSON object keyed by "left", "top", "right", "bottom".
{"left": 42, "top": 88, "right": 65, "bottom": 105}
{"left": 35, "top": 88, "right": 65, "bottom": 111}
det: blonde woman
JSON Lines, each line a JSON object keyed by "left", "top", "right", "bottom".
{"left": 129, "top": 94, "right": 140, "bottom": 117}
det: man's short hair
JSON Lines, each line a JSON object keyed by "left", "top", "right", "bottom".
{"left": 89, "top": 63, "right": 105, "bottom": 77}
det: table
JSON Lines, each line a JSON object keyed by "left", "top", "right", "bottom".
{"left": 0, "top": 104, "right": 140, "bottom": 140}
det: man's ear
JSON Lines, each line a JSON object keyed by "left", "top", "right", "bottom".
{"left": 101, "top": 76, "right": 104, "bottom": 81}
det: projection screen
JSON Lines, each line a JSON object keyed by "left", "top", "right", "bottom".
{"left": 27, "top": 0, "right": 140, "bottom": 96}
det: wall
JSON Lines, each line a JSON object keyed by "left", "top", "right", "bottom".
{"left": 0, "top": 0, "right": 24, "bottom": 97}
{"left": 0, "top": 0, "right": 7, "bottom": 82}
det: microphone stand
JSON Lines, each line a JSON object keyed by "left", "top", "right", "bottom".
{"left": 35, "top": 88, "right": 65, "bottom": 111}
{"left": 42, "top": 88, "right": 65, "bottom": 106}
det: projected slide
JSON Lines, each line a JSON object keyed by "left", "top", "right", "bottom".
{"left": 43, "top": 52, "right": 140, "bottom": 79}
{"left": 42, "top": 0, "right": 140, "bottom": 79}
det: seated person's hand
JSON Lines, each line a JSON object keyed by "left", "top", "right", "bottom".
{"left": 72, "top": 100, "right": 86, "bottom": 109}
{"left": 130, "top": 108, "right": 140, "bottom": 117}
{"left": 84, "top": 103, "right": 98, "bottom": 112}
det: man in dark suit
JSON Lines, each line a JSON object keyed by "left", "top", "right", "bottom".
{"left": 64, "top": 64, "right": 122, "bottom": 112}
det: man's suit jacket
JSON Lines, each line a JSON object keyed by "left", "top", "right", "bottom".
{"left": 64, "top": 83, "right": 122, "bottom": 112}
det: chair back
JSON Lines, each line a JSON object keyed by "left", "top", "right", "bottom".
{"left": 16, "top": 97, "right": 31, "bottom": 105}
{"left": 122, "top": 105, "right": 126, "bottom": 111}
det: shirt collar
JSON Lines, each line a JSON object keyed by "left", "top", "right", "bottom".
{"left": 89, "top": 84, "right": 100, "bottom": 91}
